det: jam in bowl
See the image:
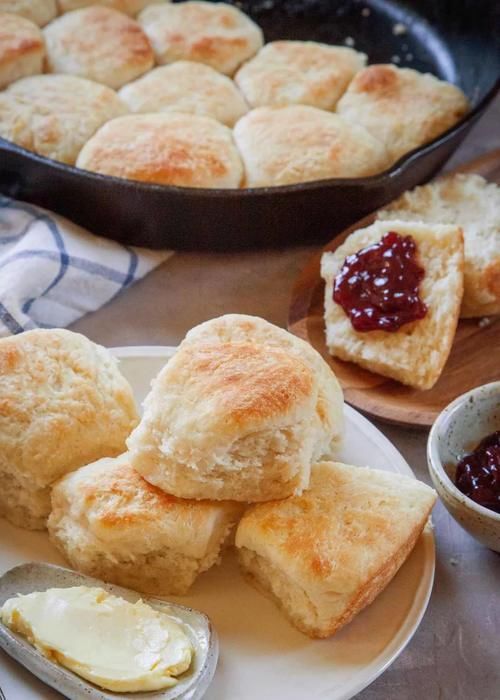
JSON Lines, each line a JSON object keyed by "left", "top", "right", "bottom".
{"left": 427, "top": 381, "right": 500, "bottom": 552}
{"left": 455, "top": 431, "right": 500, "bottom": 514}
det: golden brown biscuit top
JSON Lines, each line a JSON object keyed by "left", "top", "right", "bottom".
{"left": 46, "top": 6, "right": 153, "bottom": 63}
{"left": 77, "top": 112, "right": 243, "bottom": 188}
{"left": 139, "top": 1, "right": 263, "bottom": 74}
{"left": 352, "top": 64, "right": 399, "bottom": 94}
{"left": 237, "top": 461, "right": 436, "bottom": 591}
{"left": 337, "top": 64, "right": 469, "bottom": 163}
{"left": 165, "top": 341, "right": 315, "bottom": 427}
{"left": 0, "top": 12, "right": 44, "bottom": 65}
{"left": 235, "top": 40, "right": 366, "bottom": 109}
{"left": 0, "top": 329, "right": 138, "bottom": 486}
{"left": 80, "top": 461, "right": 202, "bottom": 527}
{"left": 234, "top": 105, "right": 390, "bottom": 186}
{"left": 52, "top": 457, "right": 243, "bottom": 558}
{"left": 58, "top": 0, "right": 155, "bottom": 14}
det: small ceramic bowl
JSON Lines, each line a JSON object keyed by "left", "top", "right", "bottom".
{"left": 427, "top": 381, "right": 500, "bottom": 552}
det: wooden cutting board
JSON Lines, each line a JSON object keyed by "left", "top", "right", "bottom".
{"left": 288, "top": 149, "right": 500, "bottom": 428}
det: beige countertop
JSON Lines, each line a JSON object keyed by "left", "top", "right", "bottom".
{"left": 72, "top": 96, "right": 500, "bottom": 700}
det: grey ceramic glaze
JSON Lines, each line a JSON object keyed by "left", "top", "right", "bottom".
{"left": 427, "top": 381, "right": 500, "bottom": 552}
{"left": 0, "top": 563, "right": 218, "bottom": 700}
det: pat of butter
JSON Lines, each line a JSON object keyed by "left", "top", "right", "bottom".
{"left": 1, "top": 586, "right": 193, "bottom": 693}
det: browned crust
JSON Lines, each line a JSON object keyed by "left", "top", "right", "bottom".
{"left": 44, "top": 6, "right": 153, "bottom": 74}
{"left": 353, "top": 64, "right": 398, "bottom": 95}
{"left": 0, "top": 14, "right": 44, "bottom": 67}
{"left": 313, "top": 517, "right": 429, "bottom": 638}
{"left": 485, "top": 258, "right": 500, "bottom": 299}
{"left": 240, "top": 514, "right": 429, "bottom": 639}
{"left": 173, "top": 341, "right": 314, "bottom": 425}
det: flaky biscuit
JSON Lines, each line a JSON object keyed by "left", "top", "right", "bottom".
{"left": 138, "top": 1, "right": 263, "bottom": 75}
{"left": 127, "top": 339, "right": 322, "bottom": 502}
{"left": 235, "top": 40, "right": 366, "bottom": 110}
{"left": 321, "top": 220, "right": 464, "bottom": 390}
{"left": 77, "top": 112, "right": 243, "bottom": 188}
{"left": 182, "top": 314, "right": 344, "bottom": 458}
{"left": 0, "top": 330, "right": 138, "bottom": 530}
{"left": 119, "top": 61, "right": 248, "bottom": 127}
{"left": 234, "top": 105, "right": 390, "bottom": 187}
{"left": 236, "top": 461, "right": 436, "bottom": 638}
{"left": 0, "top": 12, "right": 45, "bottom": 89}
{"left": 48, "top": 456, "right": 243, "bottom": 595}
{"left": 378, "top": 174, "right": 500, "bottom": 318}
{"left": 0, "top": 74, "right": 127, "bottom": 164}
{"left": 336, "top": 64, "right": 469, "bottom": 164}
{"left": 44, "top": 6, "right": 154, "bottom": 89}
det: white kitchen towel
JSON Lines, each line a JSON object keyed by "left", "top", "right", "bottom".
{"left": 0, "top": 195, "right": 171, "bottom": 336}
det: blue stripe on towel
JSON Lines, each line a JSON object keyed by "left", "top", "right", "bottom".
{"left": 0, "top": 250, "right": 131, "bottom": 285}
{"left": 0, "top": 303, "right": 24, "bottom": 334}
{"left": 22, "top": 215, "right": 70, "bottom": 314}
{"left": 123, "top": 246, "right": 139, "bottom": 288}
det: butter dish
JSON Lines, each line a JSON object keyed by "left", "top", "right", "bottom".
{"left": 0, "top": 563, "right": 218, "bottom": 700}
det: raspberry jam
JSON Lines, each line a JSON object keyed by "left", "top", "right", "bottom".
{"left": 455, "top": 431, "right": 500, "bottom": 514}
{"left": 333, "top": 231, "right": 428, "bottom": 332}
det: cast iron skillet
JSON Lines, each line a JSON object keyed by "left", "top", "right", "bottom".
{"left": 0, "top": 0, "right": 498, "bottom": 251}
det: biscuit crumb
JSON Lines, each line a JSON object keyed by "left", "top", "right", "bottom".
{"left": 393, "top": 22, "right": 407, "bottom": 35}
{"left": 391, "top": 54, "right": 401, "bottom": 64}
{"left": 344, "top": 36, "right": 355, "bottom": 47}
{"left": 361, "top": 7, "right": 371, "bottom": 17}
{"left": 405, "top": 52, "right": 414, "bottom": 61}
{"left": 449, "top": 557, "right": 459, "bottom": 567}
{"left": 478, "top": 317, "right": 492, "bottom": 328}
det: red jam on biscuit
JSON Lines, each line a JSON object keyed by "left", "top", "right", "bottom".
{"left": 333, "top": 231, "right": 428, "bottom": 332}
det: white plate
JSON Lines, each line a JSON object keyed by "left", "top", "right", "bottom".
{"left": 0, "top": 346, "right": 435, "bottom": 700}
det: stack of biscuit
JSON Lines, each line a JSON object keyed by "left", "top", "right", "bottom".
{"left": 321, "top": 173, "right": 499, "bottom": 390}
{"left": 0, "top": 316, "right": 436, "bottom": 638}
{"left": 0, "top": 0, "right": 468, "bottom": 186}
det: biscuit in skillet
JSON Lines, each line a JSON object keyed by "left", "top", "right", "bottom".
{"left": 77, "top": 112, "right": 244, "bottom": 187}
{"left": 235, "top": 40, "right": 366, "bottom": 110}
{"left": 336, "top": 64, "right": 469, "bottom": 164}
{"left": 119, "top": 61, "right": 248, "bottom": 127}
{"left": 0, "top": 12, "right": 45, "bottom": 89}
{"left": 233, "top": 105, "right": 390, "bottom": 187}
{"left": 138, "top": 0, "right": 263, "bottom": 75}
{"left": 43, "top": 5, "right": 154, "bottom": 89}
{"left": 57, "top": 0, "right": 165, "bottom": 15}
{"left": 0, "top": 74, "right": 127, "bottom": 164}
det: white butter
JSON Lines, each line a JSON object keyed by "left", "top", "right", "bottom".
{"left": 0, "top": 586, "right": 193, "bottom": 692}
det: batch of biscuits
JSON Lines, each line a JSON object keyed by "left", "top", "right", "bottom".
{"left": 0, "top": 0, "right": 470, "bottom": 188}
{"left": 0, "top": 314, "right": 437, "bottom": 650}
{"left": 0, "top": 0, "right": 499, "bottom": 696}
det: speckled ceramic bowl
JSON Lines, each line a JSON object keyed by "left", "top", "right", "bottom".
{"left": 427, "top": 382, "right": 500, "bottom": 552}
